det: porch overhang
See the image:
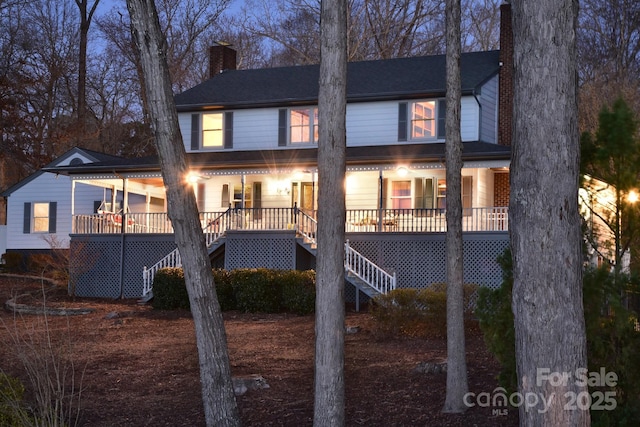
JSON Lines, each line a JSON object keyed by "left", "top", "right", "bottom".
{"left": 45, "top": 142, "right": 510, "bottom": 178}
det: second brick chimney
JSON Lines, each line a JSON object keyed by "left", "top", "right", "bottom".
{"left": 498, "top": 2, "right": 513, "bottom": 146}
{"left": 209, "top": 43, "right": 237, "bottom": 79}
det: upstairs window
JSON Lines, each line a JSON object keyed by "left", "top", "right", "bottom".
{"left": 202, "top": 113, "right": 224, "bottom": 147}
{"left": 411, "top": 101, "right": 436, "bottom": 139}
{"left": 290, "top": 108, "right": 318, "bottom": 144}
{"left": 190, "top": 112, "right": 233, "bottom": 150}
{"left": 398, "top": 99, "right": 445, "bottom": 141}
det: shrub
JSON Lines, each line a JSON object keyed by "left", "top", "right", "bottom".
{"left": 232, "top": 269, "right": 281, "bottom": 313}
{"left": 152, "top": 268, "right": 189, "bottom": 310}
{"left": 280, "top": 270, "right": 316, "bottom": 315}
{"left": 476, "top": 248, "right": 640, "bottom": 424}
{"left": 0, "top": 373, "right": 30, "bottom": 426}
{"left": 475, "top": 248, "right": 517, "bottom": 393}
{"left": 583, "top": 268, "right": 640, "bottom": 427}
{"left": 371, "top": 288, "right": 448, "bottom": 338}
{"left": 152, "top": 268, "right": 317, "bottom": 314}
{"left": 212, "top": 269, "right": 236, "bottom": 311}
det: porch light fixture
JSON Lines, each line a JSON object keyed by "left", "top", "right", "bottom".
{"left": 186, "top": 172, "right": 210, "bottom": 184}
{"left": 396, "top": 166, "right": 409, "bottom": 177}
{"left": 628, "top": 191, "right": 639, "bottom": 204}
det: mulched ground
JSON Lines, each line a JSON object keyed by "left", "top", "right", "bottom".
{"left": 0, "top": 275, "right": 518, "bottom": 426}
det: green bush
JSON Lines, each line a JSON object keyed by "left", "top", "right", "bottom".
{"left": 475, "top": 248, "right": 517, "bottom": 393}
{"left": 371, "top": 288, "right": 447, "bottom": 338}
{"left": 232, "top": 268, "right": 282, "bottom": 313}
{"left": 153, "top": 268, "right": 317, "bottom": 314}
{"left": 152, "top": 268, "right": 189, "bottom": 310}
{"left": 583, "top": 268, "right": 640, "bottom": 427}
{"left": 0, "top": 373, "right": 31, "bottom": 426}
{"left": 212, "top": 269, "right": 236, "bottom": 311}
{"left": 476, "top": 248, "right": 640, "bottom": 424}
{"left": 280, "top": 270, "right": 316, "bottom": 315}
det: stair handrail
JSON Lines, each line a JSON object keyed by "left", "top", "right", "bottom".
{"left": 344, "top": 239, "right": 396, "bottom": 295}
{"left": 142, "top": 209, "right": 231, "bottom": 296}
{"left": 142, "top": 248, "right": 181, "bottom": 296}
{"left": 297, "top": 209, "right": 317, "bottom": 245}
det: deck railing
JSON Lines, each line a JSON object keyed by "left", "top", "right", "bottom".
{"left": 74, "top": 206, "right": 509, "bottom": 235}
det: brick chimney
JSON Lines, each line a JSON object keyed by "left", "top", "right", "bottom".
{"left": 498, "top": 2, "right": 513, "bottom": 146}
{"left": 209, "top": 43, "right": 237, "bottom": 79}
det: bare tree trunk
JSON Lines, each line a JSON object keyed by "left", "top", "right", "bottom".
{"left": 511, "top": 1, "right": 590, "bottom": 425}
{"left": 125, "top": 1, "right": 240, "bottom": 426}
{"left": 75, "top": 0, "right": 100, "bottom": 142}
{"left": 442, "top": 0, "right": 468, "bottom": 414}
{"left": 313, "top": 0, "right": 347, "bottom": 425}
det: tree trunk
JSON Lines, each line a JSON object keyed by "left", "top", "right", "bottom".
{"left": 314, "top": 0, "right": 347, "bottom": 425}
{"left": 75, "top": 0, "right": 100, "bottom": 143}
{"left": 125, "top": 1, "right": 240, "bottom": 426}
{"left": 442, "top": 0, "right": 468, "bottom": 414}
{"left": 511, "top": 1, "right": 590, "bottom": 425}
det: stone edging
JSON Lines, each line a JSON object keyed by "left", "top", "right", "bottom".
{"left": 1, "top": 273, "right": 95, "bottom": 316}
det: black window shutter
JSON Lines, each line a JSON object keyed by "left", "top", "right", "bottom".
{"left": 278, "top": 109, "right": 287, "bottom": 146}
{"left": 415, "top": 177, "right": 424, "bottom": 204}
{"left": 382, "top": 178, "right": 389, "bottom": 209}
{"left": 190, "top": 114, "right": 200, "bottom": 150}
{"left": 49, "top": 202, "right": 57, "bottom": 233}
{"left": 424, "top": 178, "right": 434, "bottom": 208}
{"left": 437, "top": 99, "right": 446, "bottom": 139}
{"left": 221, "top": 184, "right": 229, "bottom": 208}
{"left": 398, "top": 103, "right": 408, "bottom": 141}
{"left": 23, "top": 202, "right": 31, "bottom": 234}
{"left": 224, "top": 112, "right": 233, "bottom": 149}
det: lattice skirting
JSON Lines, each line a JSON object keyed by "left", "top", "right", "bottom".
{"left": 69, "top": 231, "right": 509, "bottom": 298}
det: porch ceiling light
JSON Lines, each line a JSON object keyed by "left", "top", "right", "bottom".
{"left": 186, "top": 172, "right": 209, "bottom": 184}
{"left": 396, "top": 166, "right": 409, "bottom": 177}
{"left": 628, "top": 191, "right": 639, "bottom": 204}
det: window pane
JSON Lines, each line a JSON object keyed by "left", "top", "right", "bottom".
{"left": 391, "top": 181, "right": 411, "bottom": 209}
{"left": 202, "top": 113, "right": 223, "bottom": 147}
{"left": 290, "top": 108, "right": 318, "bottom": 143}
{"left": 33, "top": 202, "right": 49, "bottom": 232}
{"left": 411, "top": 101, "right": 436, "bottom": 139}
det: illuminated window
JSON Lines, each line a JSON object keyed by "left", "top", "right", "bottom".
{"left": 202, "top": 113, "right": 224, "bottom": 147}
{"left": 391, "top": 181, "right": 412, "bottom": 209}
{"left": 411, "top": 101, "right": 436, "bottom": 139}
{"left": 33, "top": 202, "right": 50, "bottom": 233}
{"left": 290, "top": 108, "right": 318, "bottom": 144}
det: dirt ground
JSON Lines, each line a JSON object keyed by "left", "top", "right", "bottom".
{"left": 0, "top": 275, "right": 518, "bottom": 426}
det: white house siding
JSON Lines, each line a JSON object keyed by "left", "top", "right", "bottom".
{"left": 346, "top": 171, "right": 380, "bottom": 210}
{"left": 478, "top": 75, "right": 498, "bottom": 143}
{"left": 6, "top": 174, "right": 103, "bottom": 250}
{"left": 346, "top": 102, "right": 400, "bottom": 146}
{"left": 180, "top": 97, "right": 483, "bottom": 153}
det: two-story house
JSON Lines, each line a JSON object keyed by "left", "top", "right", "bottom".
{"left": 6, "top": 5, "right": 514, "bottom": 303}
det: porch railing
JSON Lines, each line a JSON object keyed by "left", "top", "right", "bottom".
{"left": 75, "top": 206, "right": 509, "bottom": 235}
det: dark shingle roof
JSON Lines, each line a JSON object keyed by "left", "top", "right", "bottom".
{"left": 174, "top": 50, "right": 500, "bottom": 111}
{"left": 45, "top": 143, "right": 509, "bottom": 175}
